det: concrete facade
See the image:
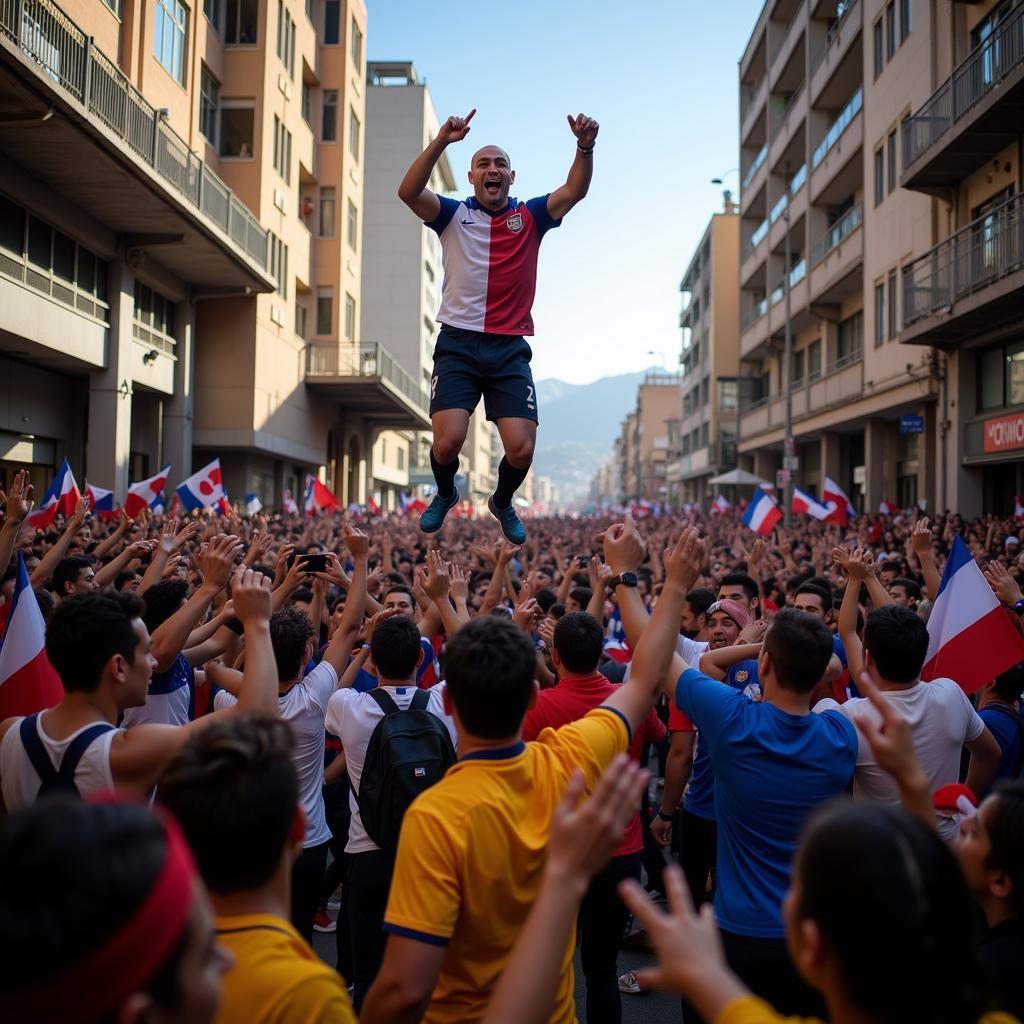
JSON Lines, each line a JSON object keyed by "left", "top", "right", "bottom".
{"left": 615, "top": 376, "right": 683, "bottom": 504}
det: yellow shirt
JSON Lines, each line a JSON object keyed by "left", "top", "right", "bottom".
{"left": 384, "top": 706, "right": 630, "bottom": 1024}
{"left": 214, "top": 913, "right": 356, "bottom": 1024}
{"left": 716, "top": 995, "right": 1022, "bottom": 1024}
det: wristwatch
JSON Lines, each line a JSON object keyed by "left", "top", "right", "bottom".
{"left": 608, "top": 572, "right": 638, "bottom": 590}
{"left": 1013, "top": 597, "right": 1024, "bottom": 616}
{"left": 656, "top": 811, "right": 674, "bottom": 823}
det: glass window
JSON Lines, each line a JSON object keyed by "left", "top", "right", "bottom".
{"left": 220, "top": 102, "right": 254, "bottom": 158}
{"left": 346, "top": 199, "right": 358, "bottom": 249}
{"left": 200, "top": 65, "right": 219, "bottom": 145}
{"left": 874, "top": 283, "right": 886, "bottom": 346}
{"left": 52, "top": 231, "right": 75, "bottom": 282}
{"left": 295, "top": 303, "right": 306, "bottom": 339}
{"left": 1007, "top": 342, "right": 1024, "bottom": 407}
{"left": 203, "top": 0, "right": 220, "bottom": 29}
{"left": 979, "top": 347, "right": 1004, "bottom": 409}
{"left": 873, "top": 18, "right": 884, "bottom": 77}
{"left": 344, "top": 292, "right": 356, "bottom": 340}
{"left": 792, "top": 348, "right": 805, "bottom": 385}
{"left": 77, "top": 248, "right": 96, "bottom": 293}
{"left": 717, "top": 379, "right": 738, "bottom": 412}
{"left": 27, "top": 216, "right": 51, "bottom": 267}
{"left": 273, "top": 116, "right": 292, "bottom": 181}
{"left": 319, "top": 187, "right": 335, "bottom": 237}
{"left": 808, "top": 339, "right": 822, "bottom": 379}
{"left": 886, "top": 1, "right": 896, "bottom": 58}
{"left": 102, "top": 0, "right": 123, "bottom": 14}
{"left": 154, "top": 0, "right": 188, "bottom": 84}
{"left": 900, "top": 0, "right": 911, "bottom": 41}
{"left": 276, "top": 3, "right": 295, "bottom": 76}
{"left": 838, "top": 310, "right": 863, "bottom": 359}
{"left": 0, "top": 195, "right": 25, "bottom": 254}
{"left": 874, "top": 148, "right": 884, "bottom": 206}
{"left": 887, "top": 130, "right": 897, "bottom": 193}
{"left": 398, "top": 446, "right": 405, "bottom": 471}
{"left": 888, "top": 272, "right": 898, "bottom": 338}
{"left": 324, "top": 0, "right": 339, "bottom": 43}
{"left": 316, "top": 287, "right": 333, "bottom": 335}
{"left": 350, "top": 18, "right": 363, "bottom": 67}
{"left": 322, "top": 90, "right": 338, "bottom": 141}
{"left": 301, "top": 80, "right": 310, "bottom": 124}
{"left": 349, "top": 107, "right": 360, "bottom": 161}
{"left": 224, "top": 0, "right": 257, "bottom": 44}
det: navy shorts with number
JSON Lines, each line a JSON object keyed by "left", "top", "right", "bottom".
{"left": 429, "top": 325, "right": 538, "bottom": 423}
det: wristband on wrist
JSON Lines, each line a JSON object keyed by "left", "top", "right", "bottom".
{"left": 577, "top": 143, "right": 595, "bottom": 155}
{"left": 657, "top": 811, "right": 674, "bottom": 823}
{"left": 224, "top": 617, "right": 244, "bottom": 636}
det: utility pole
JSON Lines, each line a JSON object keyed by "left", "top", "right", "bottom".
{"left": 782, "top": 161, "right": 795, "bottom": 527}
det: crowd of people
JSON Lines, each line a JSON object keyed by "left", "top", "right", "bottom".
{"left": 1, "top": 462, "right": 1023, "bottom": 1024}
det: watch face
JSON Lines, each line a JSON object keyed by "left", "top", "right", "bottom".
{"left": 622, "top": 572, "right": 638, "bottom": 586}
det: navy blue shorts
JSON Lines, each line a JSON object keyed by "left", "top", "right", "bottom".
{"left": 429, "top": 325, "right": 538, "bottom": 423}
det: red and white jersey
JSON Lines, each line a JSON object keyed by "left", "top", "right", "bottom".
{"left": 427, "top": 195, "right": 561, "bottom": 336}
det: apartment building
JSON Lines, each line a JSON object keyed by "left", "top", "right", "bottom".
{"left": 614, "top": 374, "right": 683, "bottom": 504}
{"left": 668, "top": 198, "right": 741, "bottom": 505}
{"left": 361, "top": 59, "right": 495, "bottom": 510}
{"left": 0, "top": 0, "right": 427, "bottom": 508}
{"left": 735, "top": 0, "right": 939, "bottom": 511}
{"left": 898, "top": 0, "right": 1024, "bottom": 516}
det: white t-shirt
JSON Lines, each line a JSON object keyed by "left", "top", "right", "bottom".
{"left": 214, "top": 661, "right": 338, "bottom": 848}
{"left": 816, "top": 677, "right": 985, "bottom": 841}
{"left": 622, "top": 635, "right": 709, "bottom": 683}
{"left": 324, "top": 683, "right": 456, "bottom": 855}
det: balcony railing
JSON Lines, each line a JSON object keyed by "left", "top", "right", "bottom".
{"left": 902, "top": 192, "right": 1024, "bottom": 327}
{"left": 306, "top": 342, "right": 430, "bottom": 415}
{"left": 769, "top": 163, "right": 807, "bottom": 225}
{"left": 0, "top": 0, "right": 268, "bottom": 269}
{"left": 810, "top": 0, "right": 859, "bottom": 73}
{"left": 810, "top": 202, "right": 863, "bottom": 265}
{"left": 750, "top": 217, "right": 769, "bottom": 249}
{"left": 772, "top": 78, "right": 805, "bottom": 133}
{"left": 903, "top": 1, "right": 1024, "bottom": 171}
{"left": 811, "top": 86, "right": 863, "bottom": 169}
{"left": 742, "top": 296, "right": 768, "bottom": 328}
{"left": 742, "top": 144, "right": 768, "bottom": 190}
{"left": 770, "top": 258, "right": 807, "bottom": 306}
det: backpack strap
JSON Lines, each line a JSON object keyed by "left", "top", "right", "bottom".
{"left": 368, "top": 688, "right": 401, "bottom": 715}
{"left": 19, "top": 714, "right": 56, "bottom": 789}
{"left": 19, "top": 715, "right": 115, "bottom": 794}
{"left": 59, "top": 723, "right": 116, "bottom": 788}
{"left": 410, "top": 689, "right": 430, "bottom": 712}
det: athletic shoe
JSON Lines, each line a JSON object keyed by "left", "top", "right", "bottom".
{"left": 313, "top": 908, "right": 337, "bottom": 933}
{"left": 618, "top": 970, "right": 642, "bottom": 995}
{"left": 487, "top": 496, "right": 527, "bottom": 545}
{"left": 419, "top": 488, "right": 459, "bottom": 533}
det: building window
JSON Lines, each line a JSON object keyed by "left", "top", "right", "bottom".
{"left": 886, "top": 1, "right": 896, "bottom": 58}
{"left": 276, "top": 1, "right": 295, "bottom": 77}
{"left": 316, "top": 287, "right": 333, "bottom": 335}
{"left": 346, "top": 199, "right": 358, "bottom": 249}
{"left": 874, "top": 148, "right": 884, "bottom": 205}
{"left": 269, "top": 234, "right": 288, "bottom": 298}
{"left": 792, "top": 348, "right": 805, "bottom": 387}
{"left": 321, "top": 90, "right": 338, "bottom": 141}
{"left": 344, "top": 292, "right": 356, "bottom": 340}
{"left": 319, "top": 186, "right": 335, "bottom": 237}
{"left": 978, "top": 341, "right": 1024, "bottom": 410}
{"left": 301, "top": 80, "right": 310, "bottom": 124}
{"left": 874, "top": 283, "right": 886, "bottom": 346}
{"left": 154, "top": 0, "right": 188, "bottom": 84}
{"left": 224, "top": 0, "right": 257, "bottom": 43}
{"left": 837, "top": 310, "right": 863, "bottom": 360}
{"left": 324, "top": 0, "right": 339, "bottom": 43}
{"left": 305, "top": 0, "right": 312, "bottom": 19}
{"left": 203, "top": 0, "right": 220, "bottom": 30}
{"left": 273, "top": 115, "right": 292, "bottom": 182}
{"left": 219, "top": 100, "right": 254, "bottom": 158}
{"left": 349, "top": 107, "right": 360, "bottom": 161}
{"left": 134, "top": 280, "right": 176, "bottom": 340}
{"left": 295, "top": 303, "right": 307, "bottom": 339}
{"left": 873, "top": 18, "right": 884, "bottom": 77}
{"left": 900, "top": 0, "right": 911, "bottom": 41}
{"left": 717, "top": 379, "right": 738, "bottom": 412}
{"left": 887, "top": 130, "right": 897, "bottom": 193}
{"left": 808, "top": 339, "right": 822, "bottom": 379}
{"left": 101, "top": 0, "right": 123, "bottom": 14}
{"left": 397, "top": 446, "right": 405, "bottom": 471}
{"left": 350, "top": 17, "right": 363, "bottom": 68}
{"left": 199, "top": 66, "right": 219, "bottom": 146}
{"left": 887, "top": 271, "right": 898, "bottom": 339}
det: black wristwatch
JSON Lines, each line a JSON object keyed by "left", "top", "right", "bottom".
{"left": 657, "top": 811, "right": 674, "bottom": 823}
{"left": 608, "top": 572, "right": 638, "bottom": 590}
{"left": 1014, "top": 597, "right": 1024, "bottom": 616}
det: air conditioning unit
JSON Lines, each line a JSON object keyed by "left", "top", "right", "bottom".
{"left": 270, "top": 305, "right": 285, "bottom": 327}
{"left": 278, "top": 74, "right": 292, "bottom": 99}
{"left": 273, "top": 189, "right": 287, "bottom": 213}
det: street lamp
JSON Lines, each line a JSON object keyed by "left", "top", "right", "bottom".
{"left": 710, "top": 169, "right": 739, "bottom": 185}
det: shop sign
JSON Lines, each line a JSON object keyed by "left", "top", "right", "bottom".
{"left": 983, "top": 412, "right": 1024, "bottom": 453}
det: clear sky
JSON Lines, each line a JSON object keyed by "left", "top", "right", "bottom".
{"left": 366, "top": 0, "right": 765, "bottom": 384}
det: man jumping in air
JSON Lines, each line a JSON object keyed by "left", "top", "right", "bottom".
{"left": 398, "top": 108, "right": 599, "bottom": 543}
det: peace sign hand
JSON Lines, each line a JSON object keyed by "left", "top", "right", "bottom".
{"left": 438, "top": 108, "right": 476, "bottom": 146}
{"left": 567, "top": 112, "right": 599, "bottom": 149}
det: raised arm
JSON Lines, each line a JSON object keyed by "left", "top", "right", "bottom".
{"left": 30, "top": 495, "right": 90, "bottom": 589}
{"left": 910, "top": 517, "right": 942, "bottom": 602}
{"left": 697, "top": 643, "right": 763, "bottom": 682}
{"left": 832, "top": 546, "right": 867, "bottom": 681}
{"left": 546, "top": 114, "right": 599, "bottom": 220}
{"left": 317, "top": 526, "right": 369, "bottom": 677}
{"left": 586, "top": 556, "right": 612, "bottom": 622}
{"left": 94, "top": 539, "right": 157, "bottom": 588}
{"left": 0, "top": 470, "right": 32, "bottom": 578}
{"left": 397, "top": 109, "right": 474, "bottom": 221}
{"left": 91, "top": 507, "right": 129, "bottom": 559}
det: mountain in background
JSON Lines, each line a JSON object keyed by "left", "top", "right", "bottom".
{"left": 532, "top": 369, "right": 652, "bottom": 505}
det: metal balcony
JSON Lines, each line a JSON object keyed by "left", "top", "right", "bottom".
{"left": 902, "top": 192, "right": 1024, "bottom": 345}
{"left": 902, "top": 1, "right": 1024, "bottom": 191}
{"left": 0, "top": 0, "right": 271, "bottom": 287}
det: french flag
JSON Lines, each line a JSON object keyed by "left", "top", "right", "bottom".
{"left": 879, "top": 499, "right": 897, "bottom": 516}
{"left": 921, "top": 535, "right": 1024, "bottom": 695}
{"left": 282, "top": 489, "right": 299, "bottom": 515}
{"left": 244, "top": 493, "right": 263, "bottom": 516}
{"left": 0, "top": 553, "right": 63, "bottom": 718}
{"left": 742, "top": 487, "right": 782, "bottom": 536}
{"left": 85, "top": 483, "right": 120, "bottom": 521}
{"left": 711, "top": 495, "right": 732, "bottom": 514}
{"left": 176, "top": 459, "right": 225, "bottom": 511}
{"left": 823, "top": 476, "right": 857, "bottom": 526}
{"left": 26, "top": 459, "right": 80, "bottom": 529}
{"left": 125, "top": 465, "right": 171, "bottom": 519}
{"left": 367, "top": 496, "right": 381, "bottom": 516}
{"left": 792, "top": 487, "right": 831, "bottom": 520}
{"left": 305, "top": 475, "right": 340, "bottom": 516}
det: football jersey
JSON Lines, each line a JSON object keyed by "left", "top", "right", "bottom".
{"left": 427, "top": 195, "right": 561, "bottom": 335}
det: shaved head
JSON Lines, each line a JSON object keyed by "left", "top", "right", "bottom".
{"left": 471, "top": 145, "right": 511, "bottom": 168}
{"left": 467, "top": 145, "right": 515, "bottom": 210}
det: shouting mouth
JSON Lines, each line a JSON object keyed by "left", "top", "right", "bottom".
{"left": 484, "top": 177, "right": 502, "bottom": 197}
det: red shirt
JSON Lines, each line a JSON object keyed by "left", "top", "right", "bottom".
{"left": 522, "top": 673, "right": 667, "bottom": 855}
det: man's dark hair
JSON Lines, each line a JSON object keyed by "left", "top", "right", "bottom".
{"left": 568, "top": 586, "right": 593, "bottom": 609}
{"left": 785, "top": 569, "right": 815, "bottom": 594}
{"left": 879, "top": 560, "right": 902, "bottom": 575}
{"left": 370, "top": 615, "right": 423, "bottom": 680}
{"left": 863, "top": 605, "right": 929, "bottom": 683}
{"left": 383, "top": 585, "right": 416, "bottom": 607}
{"left": 553, "top": 612, "right": 603, "bottom": 675}
{"left": 986, "top": 781, "right": 1024, "bottom": 918}
{"left": 33, "top": 588, "right": 55, "bottom": 625}
{"left": 249, "top": 563, "right": 276, "bottom": 582}
{"left": 548, "top": 602, "right": 566, "bottom": 620}
{"left": 719, "top": 572, "right": 758, "bottom": 603}
{"left": 534, "top": 588, "right": 558, "bottom": 613}
{"left": 0, "top": 799, "right": 188, "bottom": 1008}
{"left": 52, "top": 556, "right": 91, "bottom": 596}
{"left": 141, "top": 579, "right": 188, "bottom": 633}
{"left": 291, "top": 586, "right": 314, "bottom": 606}
{"left": 444, "top": 616, "right": 536, "bottom": 738}
{"left": 114, "top": 570, "right": 138, "bottom": 591}
{"left": 269, "top": 608, "right": 315, "bottom": 682}
{"left": 158, "top": 715, "right": 298, "bottom": 894}
{"left": 891, "top": 577, "right": 922, "bottom": 603}
{"left": 46, "top": 591, "right": 145, "bottom": 693}
{"left": 795, "top": 582, "right": 833, "bottom": 612}
{"left": 686, "top": 587, "right": 715, "bottom": 618}
{"left": 993, "top": 662, "right": 1024, "bottom": 705}
{"left": 764, "top": 608, "right": 834, "bottom": 693}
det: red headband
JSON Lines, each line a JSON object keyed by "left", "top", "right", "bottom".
{"left": 2, "top": 801, "right": 197, "bottom": 1024}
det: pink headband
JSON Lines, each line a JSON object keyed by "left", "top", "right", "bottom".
{"left": 708, "top": 598, "right": 751, "bottom": 630}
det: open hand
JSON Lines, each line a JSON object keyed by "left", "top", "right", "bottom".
{"left": 665, "top": 527, "right": 705, "bottom": 593}
{"left": 1, "top": 469, "right": 33, "bottom": 525}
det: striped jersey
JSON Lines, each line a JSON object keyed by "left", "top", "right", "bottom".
{"left": 427, "top": 195, "right": 561, "bottom": 336}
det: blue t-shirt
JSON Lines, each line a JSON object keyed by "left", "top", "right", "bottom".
{"left": 350, "top": 636, "right": 438, "bottom": 693}
{"left": 832, "top": 633, "right": 848, "bottom": 667}
{"left": 675, "top": 668, "right": 857, "bottom": 938}
{"left": 979, "top": 705, "right": 1023, "bottom": 791}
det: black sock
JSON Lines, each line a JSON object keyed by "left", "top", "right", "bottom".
{"left": 493, "top": 456, "right": 530, "bottom": 510}
{"left": 430, "top": 450, "right": 459, "bottom": 499}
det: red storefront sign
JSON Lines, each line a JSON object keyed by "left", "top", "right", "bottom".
{"left": 984, "top": 412, "right": 1024, "bottom": 453}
